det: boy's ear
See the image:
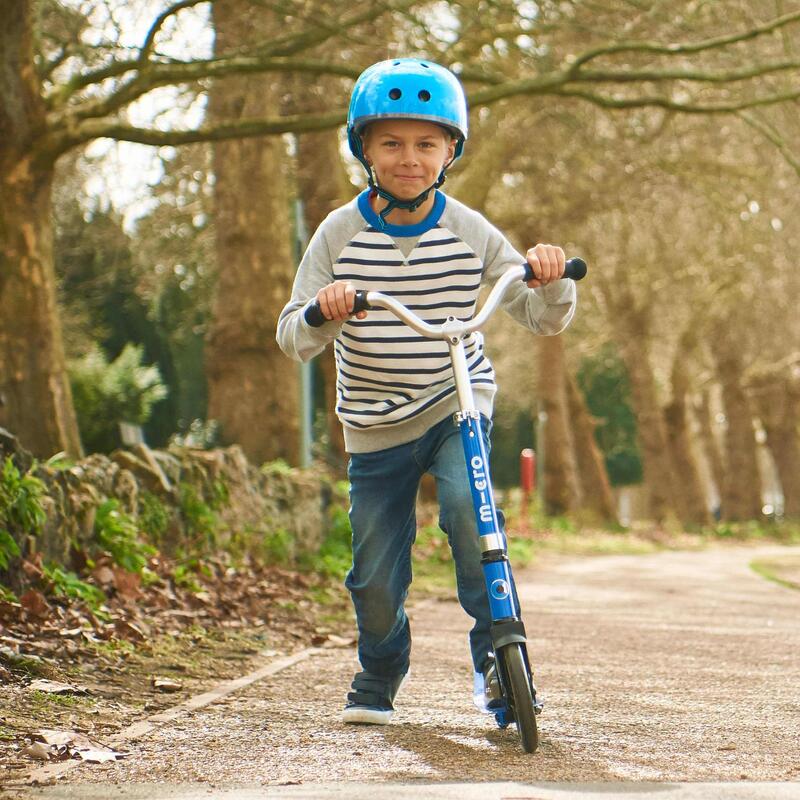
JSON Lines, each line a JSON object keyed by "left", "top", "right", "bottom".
{"left": 444, "top": 137, "right": 457, "bottom": 167}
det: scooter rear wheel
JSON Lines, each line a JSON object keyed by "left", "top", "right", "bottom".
{"left": 500, "top": 642, "right": 539, "bottom": 753}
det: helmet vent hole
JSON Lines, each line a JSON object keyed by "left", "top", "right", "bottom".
{"left": 418, "top": 89, "right": 431, "bottom": 102}
{"left": 421, "top": 62, "right": 430, "bottom": 68}
{"left": 388, "top": 87, "right": 402, "bottom": 100}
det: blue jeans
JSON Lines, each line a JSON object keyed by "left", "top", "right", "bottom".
{"left": 345, "top": 414, "right": 500, "bottom": 677}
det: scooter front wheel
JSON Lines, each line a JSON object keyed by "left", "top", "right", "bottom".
{"left": 500, "top": 642, "right": 539, "bottom": 754}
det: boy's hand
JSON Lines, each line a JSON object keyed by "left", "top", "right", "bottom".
{"left": 316, "top": 281, "right": 368, "bottom": 321}
{"left": 525, "top": 244, "right": 565, "bottom": 288}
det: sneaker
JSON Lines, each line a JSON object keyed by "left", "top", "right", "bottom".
{"left": 341, "top": 670, "right": 408, "bottom": 725}
{"left": 473, "top": 656, "right": 504, "bottom": 713}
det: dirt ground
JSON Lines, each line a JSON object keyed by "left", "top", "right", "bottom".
{"left": 5, "top": 542, "right": 799, "bottom": 795}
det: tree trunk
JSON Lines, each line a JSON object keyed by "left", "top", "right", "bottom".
{"left": 709, "top": 336, "right": 762, "bottom": 521}
{"left": 663, "top": 328, "right": 712, "bottom": 526}
{"left": 206, "top": 0, "right": 299, "bottom": 465}
{"left": 565, "top": 371, "right": 617, "bottom": 522}
{"left": 538, "top": 335, "right": 581, "bottom": 515}
{"left": 749, "top": 377, "right": 800, "bottom": 519}
{"left": 0, "top": 1, "right": 82, "bottom": 459}
{"left": 696, "top": 390, "right": 725, "bottom": 512}
{"left": 295, "top": 129, "right": 351, "bottom": 467}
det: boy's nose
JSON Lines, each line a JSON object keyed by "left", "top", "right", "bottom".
{"left": 400, "top": 146, "right": 418, "bottom": 164}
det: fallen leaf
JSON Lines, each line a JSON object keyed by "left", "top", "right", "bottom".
{"left": 29, "top": 679, "right": 89, "bottom": 696}
{"left": 322, "top": 634, "right": 356, "bottom": 648}
{"left": 152, "top": 677, "right": 182, "bottom": 692}
{"left": 113, "top": 618, "right": 146, "bottom": 642}
{"left": 37, "top": 730, "right": 75, "bottom": 746}
{"left": 34, "top": 730, "right": 128, "bottom": 762}
{"left": 19, "top": 590, "right": 51, "bottom": 619}
{"left": 23, "top": 742, "right": 58, "bottom": 761}
{"left": 0, "top": 599, "right": 22, "bottom": 621}
{"left": 92, "top": 565, "right": 115, "bottom": 587}
{"left": 112, "top": 567, "right": 142, "bottom": 599}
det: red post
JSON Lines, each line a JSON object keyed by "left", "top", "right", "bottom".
{"left": 519, "top": 449, "right": 536, "bottom": 533}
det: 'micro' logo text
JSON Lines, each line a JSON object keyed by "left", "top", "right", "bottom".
{"left": 470, "top": 455, "right": 493, "bottom": 523}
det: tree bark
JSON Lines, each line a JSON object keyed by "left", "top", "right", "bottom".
{"left": 709, "top": 336, "right": 762, "bottom": 521}
{"left": 295, "top": 129, "right": 351, "bottom": 468}
{"left": 663, "top": 327, "right": 712, "bottom": 526}
{"left": 538, "top": 335, "right": 581, "bottom": 515}
{"left": 206, "top": 0, "right": 299, "bottom": 465}
{"left": 696, "top": 390, "right": 726, "bottom": 510}
{"left": 603, "top": 280, "right": 677, "bottom": 523}
{"left": 748, "top": 374, "right": 800, "bottom": 519}
{"left": 0, "top": 1, "right": 82, "bottom": 459}
{"left": 565, "top": 371, "right": 617, "bottom": 522}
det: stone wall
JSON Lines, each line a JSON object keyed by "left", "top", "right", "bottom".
{"left": 0, "top": 428, "right": 331, "bottom": 588}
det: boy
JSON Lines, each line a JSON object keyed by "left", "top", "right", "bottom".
{"left": 277, "top": 58, "right": 576, "bottom": 724}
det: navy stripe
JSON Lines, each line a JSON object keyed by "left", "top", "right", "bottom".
{"left": 336, "top": 257, "right": 404, "bottom": 266}
{"left": 417, "top": 237, "right": 460, "bottom": 247}
{"left": 338, "top": 368, "right": 448, "bottom": 391}
{"left": 383, "top": 283, "right": 480, "bottom": 298}
{"left": 347, "top": 317, "right": 449, "bottom": 327}
{"left": 347, "top": 241, "right": 396, "bottom": 250}
{"left": 341, "top": 330, "right": 438, "bottom": 344}
{"left": 334, "top": 266, "right": 482, "bottom": 282}
{"left": 339, "top": 354, "right": 452, "bottom": 376}
{"left": 402, "top": 299, "right": 475, "bottom": 311}
{"left": 339, "top": 339, "right": 476, "bottom": 360}
{"left": 341, "top": 329, "right": 478, "bottom": 346}
{"left": 339, "top": 349, "right": 484, "bottom": 378}
{"left": 342, "top": 384, "right": 456, "bottom": 425}
{"left": 407, "top": 251, "right": 477, "bottom": 266}
{"left": 339, "top": 343, "right": 449, "bottom": 361}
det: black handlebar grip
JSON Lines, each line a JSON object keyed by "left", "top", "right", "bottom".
{"left": 304, "top": 290, "right": 371, "bottom": 328}
{"left": 522, "top": 256, "right": 587, "bottom": 283}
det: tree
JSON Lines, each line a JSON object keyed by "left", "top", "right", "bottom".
{"left": 4, "top": 0, "right": 800, "bottom": 460}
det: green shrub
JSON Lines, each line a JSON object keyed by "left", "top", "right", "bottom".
{"left": 139, "top": 491, "right": 170, "bottom": 543}
{"left": 308, "top": 505, "right": 352, "bottom": 579}
{"left": 42, "top": 563, "right": 106, "bottom": 609}
{"left": 178, "top": 483, "right": 218, "bottom": 546}
{"left": 261, "top": 528, "right": 294, "bottom": 565}
{"left": 95, "top": 499, "right": 155, "bottom": 573}
{"left": 69, "top": 343, "right": 168, "bottom": 453}
{"left": 0, "top": 457, "right": 46, "bottom": 569}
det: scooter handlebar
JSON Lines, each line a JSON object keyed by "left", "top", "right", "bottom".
{"left": 304, "top": 258, "right": 587, "bottom": 328}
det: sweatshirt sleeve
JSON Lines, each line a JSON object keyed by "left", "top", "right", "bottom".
{"left": 440, "top": 197, "right": 577, "bottom": 335}
{"left": 482, "top": 218, "right": 577, "bottom": 336}
{"left": 275, "top": 218, "right": 346, "bottom": 363}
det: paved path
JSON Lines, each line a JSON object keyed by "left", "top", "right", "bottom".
{"left": 11, "top": 544, "right": 800, "bottom": 799}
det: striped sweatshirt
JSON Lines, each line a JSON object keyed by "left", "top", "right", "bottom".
{"left": 276, "top": 189, "right": 576, "bottom": 453}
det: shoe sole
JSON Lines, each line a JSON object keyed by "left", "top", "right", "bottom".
{"left": 341, "top": 706, "right": 393, "bottom": 725}
{"left": 341, "top": 670, "right": 409, "bottom": 725}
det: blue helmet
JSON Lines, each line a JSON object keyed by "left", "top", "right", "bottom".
{"left": 347, "top": 58, "right": 469, "bottom": 165}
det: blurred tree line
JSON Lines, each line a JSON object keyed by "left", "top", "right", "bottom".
{"left": 2, "top": 0, "right": 800, "bottom": 525}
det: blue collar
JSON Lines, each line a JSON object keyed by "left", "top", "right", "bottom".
{"left": 357, "top": 189, "right": 446, "bottom": 237}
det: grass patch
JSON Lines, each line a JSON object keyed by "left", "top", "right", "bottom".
{"left": 750, "top": 556, "right": 800, "bottom": 592}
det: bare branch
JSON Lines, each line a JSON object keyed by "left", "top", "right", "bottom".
{"left": 139, "top": 0, "right": 210, "bottom": 64}
{"left": 577, "top": 59, "right": 800, "bottom": 85}
{"left": 737, "top": 110, "right": 800, "bottom": 177}
{"left": 51, "top": 0, "right": 415, "bottom": 108}
{"left": 557, "top": 86, "right": 800, "bottom": 113}
{"left": 566, "top": 8, "right": 800, "bottom": 71}
{"left": 37, "top": 108, "right": 346, "bottom": 157}
{"left": 52, "top": 57, "right": 360, "bottom": 124}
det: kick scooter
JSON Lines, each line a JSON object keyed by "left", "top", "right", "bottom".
{"left": 307, "top": 257, "right": 586, "bottom": 753}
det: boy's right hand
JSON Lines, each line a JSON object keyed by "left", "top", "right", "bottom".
{"left": 316, "top": 281, "right": 368, "bottom": 321}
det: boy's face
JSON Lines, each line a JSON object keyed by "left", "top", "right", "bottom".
{"left": 362, "top": 119, "right": 457, "bottom": 200}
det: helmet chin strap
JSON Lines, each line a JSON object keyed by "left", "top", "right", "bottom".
{"left": 366, "top": 166, "right": 447, "bottom": 229}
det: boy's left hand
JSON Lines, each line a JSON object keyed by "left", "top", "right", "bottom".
{"left": 525, "top": 244, "right": 565, "bottom": 288}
